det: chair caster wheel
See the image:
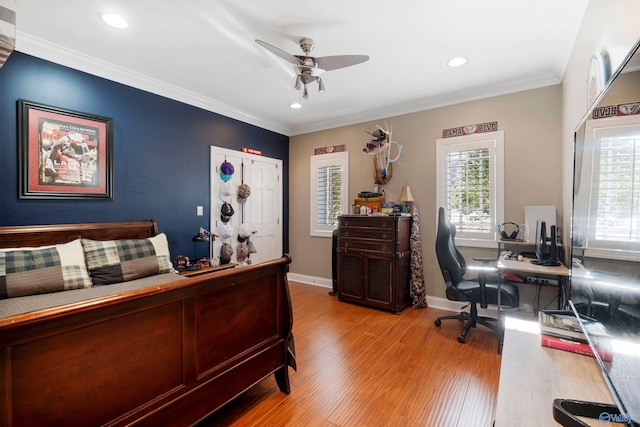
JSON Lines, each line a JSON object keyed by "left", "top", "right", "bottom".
{"left": 434, "top": 319, "right": 441, "bottom": 326}
{"left": 457, "top": 335, "right": 466, "bottom": 343}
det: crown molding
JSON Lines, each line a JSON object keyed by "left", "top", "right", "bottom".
{"left": 15, "top": 32, "right": 292, "bottom": 136}
{"left": 16, "top": 32, "right": 560, "bottom": 138}
{"left": 289, "top": 71, "right": 561, "bottom": 135}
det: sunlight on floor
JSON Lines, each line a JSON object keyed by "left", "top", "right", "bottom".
{"left": 504, "top": 316, "right": 540, "bottom": 334}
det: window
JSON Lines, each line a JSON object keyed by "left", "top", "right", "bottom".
{"left": 436, "top": 131, "right": 504, "bottom": 247}
{"left": 310, "top": 151, "right": 349, "bottom": 237}
{"left": 577, "top": 116, "right": 640, "bottom": 259}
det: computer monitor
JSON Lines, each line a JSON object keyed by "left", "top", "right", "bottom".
{"left": 530, "top": 221, "right": 561, "bottom": 266}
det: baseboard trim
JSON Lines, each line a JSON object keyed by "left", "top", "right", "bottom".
{"left": 287, "top": 273, "right": 499, "bottom": 316}
{"left": 287, "top": 273, "right": 333, "bottom": 289}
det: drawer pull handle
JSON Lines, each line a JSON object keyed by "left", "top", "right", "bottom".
{"left": 382, "top": 245, "right": 387, "bottom": 250}
{"left": 344, "top": 221, "right": 349, "bottom": 226}
{"left": 345, "top": 243, "right": 349, "bottom": 248}
{"left": 381, "top": 234, "right": 387, "bottom": 239}
{"left": 345, "top": 232, "right": 349, "bottom": 237}
{"left": 382, "top": 223, "right": 387, "bottom": 228}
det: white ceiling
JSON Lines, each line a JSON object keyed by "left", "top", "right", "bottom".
{"left": 15, "top": 0, "right": 589, "bottom": 136}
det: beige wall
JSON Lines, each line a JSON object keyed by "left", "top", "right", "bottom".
{"left": 290, "top": 86, "right": 562, "bottom": 298}
{"left": 289, "top": 0, "right": 640, "bottom": 301}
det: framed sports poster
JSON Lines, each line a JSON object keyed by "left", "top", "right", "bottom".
{"left": 18, "top": 100, "right": 113, "bottom": 200}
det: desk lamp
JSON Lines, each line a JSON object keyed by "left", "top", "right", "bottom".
{"left": 400, "top": 186, "right": 414, "bottom": 212}
{"left": 192, "top": 227, "right": 215, "bottom": 261}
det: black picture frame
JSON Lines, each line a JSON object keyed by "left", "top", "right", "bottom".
{"left": 18, "top": 100, "right": 113, "bottom": 200}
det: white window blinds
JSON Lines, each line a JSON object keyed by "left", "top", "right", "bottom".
{"left": 436, "top": 131, "right": 504, "bottom": 247}
{"left": 316, "top": 164, "right": 343, "bottom": 227}
{"left": 446, "top": 147, "right": 492, "bottom": 234}
{"left": 310, "top": 152, "right": 349, "bottom": 237}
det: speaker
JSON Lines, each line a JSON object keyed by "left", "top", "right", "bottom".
{"left": 548, "top": 226, "right": 561, "bottom": 266}
{"left": 498, "top": 222, "right": 520, "bottom": 240}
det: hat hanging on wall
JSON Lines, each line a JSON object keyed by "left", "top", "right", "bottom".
{"left": 237, "top": 241, "right": 249, "bottom": 264}
{"left": 220, "top": 181, "right": 235, "bottom": 202}
{"left": 238, "top": 223, "right": 251, "bottom": 238}
{"left": 220, "top": 161, "right": 235, "bottom": 182}
{"left": 219, "top": 223, "right": 233, "bottom": 242}
{"left": 221, "top": 160, "right": 235, "bottom": 175}
{"left": 221, "top": 202, "right": 234, "bottom": 217}
{"left": 237, "top": 184, "right": 251, "bottom": 204}
{"left": 220, "top": 242, "right": 234, "bottom": 264}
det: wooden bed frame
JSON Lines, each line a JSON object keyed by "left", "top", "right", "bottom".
{"left": 0, "top": 220, "right": 294, "bottom": 427}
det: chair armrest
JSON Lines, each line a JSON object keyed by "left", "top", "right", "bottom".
{"left": 470, "top": 258, "right": 497, "bottom": 309}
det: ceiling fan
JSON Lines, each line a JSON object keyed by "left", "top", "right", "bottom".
{"left": 255, "top": 38, "right": 369, "bottom": 100}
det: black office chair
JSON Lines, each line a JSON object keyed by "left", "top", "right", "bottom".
{"left": 434, "top": 207, "right": 520, "bottom": 343}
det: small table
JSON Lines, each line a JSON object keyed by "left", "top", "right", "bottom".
{"left": 178, "top": 263, "right": 237, "bottom": 277}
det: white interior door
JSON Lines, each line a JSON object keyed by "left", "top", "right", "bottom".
{"left": 210, "top": 147, "right": 282, "bottom": 265}
{"left": 249, "top": 158, "right": 282, "bottom": 264}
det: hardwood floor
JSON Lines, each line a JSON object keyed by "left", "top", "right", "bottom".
{"left": 198, "top": 281, "right": 502, "bottom": 427}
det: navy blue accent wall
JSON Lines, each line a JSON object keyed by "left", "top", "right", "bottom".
{"left": 0, "top": 52, "right": 289, "bottom": 257}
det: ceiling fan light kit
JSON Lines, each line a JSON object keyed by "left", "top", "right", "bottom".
{"left": 256, "top": 37, "right": 369, "bottom": 100}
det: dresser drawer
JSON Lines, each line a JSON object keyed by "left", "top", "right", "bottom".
{"left": 339, "top": 216, "right": 397, "bottom": 230}
{"left": 339, "top": 240, "right": 395, "bottom": 253}
{"left": 339, "top": 227, "right": 395, "bottom": 241}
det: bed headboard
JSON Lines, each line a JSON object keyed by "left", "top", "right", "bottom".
{"left": 0, "top": 220, "right": 158, "bottom": 249}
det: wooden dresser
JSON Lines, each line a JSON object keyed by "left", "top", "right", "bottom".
{"left": 337, "top": 215, "right": 411, "bottom": 313}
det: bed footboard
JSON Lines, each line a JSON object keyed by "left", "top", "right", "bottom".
{"left": 0, "top": 255, "right": 293, "bottom": 427}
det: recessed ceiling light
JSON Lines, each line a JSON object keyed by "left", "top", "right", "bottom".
{"left": 447, "top": 56, "right": 468, "bottom": 68}
{"left": 99, "top": 13, "right": 128, "bottom": 29}
{"left": 290, "top": 102, "right": 302, "bottom": 109}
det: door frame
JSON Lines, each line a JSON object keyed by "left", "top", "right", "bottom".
{"left": 210, "top": 146, "right": 283, "bottom": 265}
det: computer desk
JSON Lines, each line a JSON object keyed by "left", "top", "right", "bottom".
{"left": 495, "top": 257, "right": 570, "bottom": 352}
{"left": 497, "top": 256, "right": 570, "bottom": 310}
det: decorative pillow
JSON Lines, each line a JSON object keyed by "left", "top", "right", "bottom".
{"left": 0, "top": 239, "right": 92, "bottom": 299}
{"left": 81, "top": 233, "right": 173, "bottom": 286}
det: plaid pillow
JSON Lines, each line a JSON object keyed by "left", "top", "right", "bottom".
{"left": 81, "top": 233, "right": 173, "bottom": 286}
{"left": 0, "top": 239, "right": 92, "bottom": 299}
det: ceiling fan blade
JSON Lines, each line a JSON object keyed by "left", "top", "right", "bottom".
{"left": 315, "top": 55, "right": 369, "bottom": 71}
{"left": 255, "top": 39, "right": 303, "bottom": 65}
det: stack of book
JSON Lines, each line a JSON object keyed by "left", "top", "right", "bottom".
{"left": 538, "top": 310, "right": 613, "bottom": 362}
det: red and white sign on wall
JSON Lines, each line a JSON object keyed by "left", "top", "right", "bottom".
{"left": 442, "top": 121, "right": 498, "bottom": 138}
{"left": 242, "top": 147, "right": 262, "bottom": 156}
{"left": 314, "top": 144, "right": 346, "bottom": 155}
